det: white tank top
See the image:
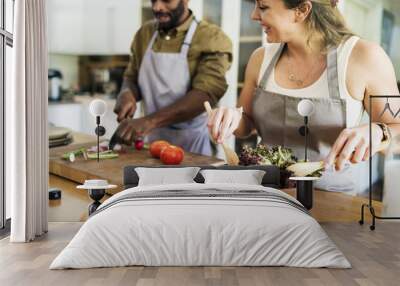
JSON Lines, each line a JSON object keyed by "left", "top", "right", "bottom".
{"left": 257, "top": 36, "right": 364, "bottom": 127}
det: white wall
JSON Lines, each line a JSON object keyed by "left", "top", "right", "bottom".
{"left": 49, "top": 54, "right": 80, "bottom": 90}
{"left": 382, "top": 0, "right": 400, "bottom": 80}
{"left": 341, "top": 0, "right": 400, "bottom": 81}
{"left": 391, "top": 26, "right": 400, "bottom": 80}
{"left": 341, "top": 0, "right": 383, "bottom": 43}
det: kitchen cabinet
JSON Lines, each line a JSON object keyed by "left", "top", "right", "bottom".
{"left": 47, "top": 0, "right": 84, "bottom": 54}
{"left": 48, "top": 102, "right": 83, "bottom": 131}
{"left": 82, "top": 0, "right": 141, "bottom": 55}
{"left": 48, "top": 0, "right": 141, "bottom": 55}
{"left": 47, "top": 0, "right": 214, "bottom": 54}
{"left": 48, "top": 95, "right": 142, "bottom": 140}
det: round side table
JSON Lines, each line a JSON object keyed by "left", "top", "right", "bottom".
{"left": 289, "top": 177, "right": 319, "bottom": 210}
{"left": 87, "top": 188, "right": 106, "bottom": 215}
{"left": 77, "top": 180, "right": 117, "bottom": 216}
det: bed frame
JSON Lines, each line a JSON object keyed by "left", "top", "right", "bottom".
{"left": 123, "top": 165, "right": 281, "bottom": 189}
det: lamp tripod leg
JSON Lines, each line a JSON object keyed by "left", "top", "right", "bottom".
{"left": 304, "top": 116, "right": 308, "bottom": 162}
{"left": 97, "top": 125, "right": 99, "bottom": 162}
{"left": 96, "top": 116, "right": 100, "bottom": 162}
{"left": 359, "top": 203, "right": 366, "bottom": 225}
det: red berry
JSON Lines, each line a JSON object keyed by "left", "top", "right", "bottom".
{"left": 135, "top": 140, "right": 144, "bottom": 150}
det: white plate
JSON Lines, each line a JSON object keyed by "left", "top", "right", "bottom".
{"left": 49, "top": 126, "right": 71, "bottom": 140}
{"left": 289, "top": 177, "right": 320, "bottom": 181}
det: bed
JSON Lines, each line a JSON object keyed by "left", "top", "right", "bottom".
{"left": 50, "top": 165, "right": 350, "bottom": 269}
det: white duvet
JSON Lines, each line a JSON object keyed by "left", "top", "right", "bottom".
{"left": 50, "top": 183, "right": 350, "bottom": 269}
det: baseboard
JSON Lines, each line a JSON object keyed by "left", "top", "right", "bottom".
{"left": 0, "top": 218, "right": 11, "bottom": 239}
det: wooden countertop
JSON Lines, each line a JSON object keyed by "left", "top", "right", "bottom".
{"left": 49, "top": 135, "right": 225, "bottom": 194}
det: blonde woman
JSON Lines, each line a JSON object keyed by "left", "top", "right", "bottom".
{"left": 208, "top": 0, "right": 400, "bottom": 192}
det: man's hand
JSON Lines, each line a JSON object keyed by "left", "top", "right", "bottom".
{"left": 114, "top": 117, "right": 154, "bottom": 145}
{"left": 114, "top": 89, "right": 137, "bottom": 123}
{"left": 325, "top": 124, "right": 384, "bottom": 171}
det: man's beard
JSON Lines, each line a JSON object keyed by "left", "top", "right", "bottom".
{"left": 153, "top": 0, "right": 185, "bottom": 31}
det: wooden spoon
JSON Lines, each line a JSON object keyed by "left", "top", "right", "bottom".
{"left": 204, "top": 101, "right": 240, "bottom": 166}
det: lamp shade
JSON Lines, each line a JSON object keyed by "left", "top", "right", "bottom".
{"left": 89, "top": 99, "right": 107, "bottom": 117}
{"left": 297, "top": 99, "right": 315, "bottom": 117}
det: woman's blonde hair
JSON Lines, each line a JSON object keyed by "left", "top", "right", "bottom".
{"left": 283, "top": 0, "right": 354, "bottom": 50}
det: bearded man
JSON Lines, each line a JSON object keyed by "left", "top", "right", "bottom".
{"left": 113, "top": 0, "right": 233, "bottom": 155}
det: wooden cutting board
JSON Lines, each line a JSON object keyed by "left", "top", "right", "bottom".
{"left": 49, "top": 142, "right": 225, "bottom": 194}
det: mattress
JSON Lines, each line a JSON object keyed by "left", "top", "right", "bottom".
{"left": 50, "top": 183, "right": 350, "bottom": 269}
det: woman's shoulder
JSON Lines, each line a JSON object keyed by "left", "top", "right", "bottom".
{"left": 350, "top": 39, "right": 389, "bottom": 65}
{"left": 249, "top": 46, "right": 265, "bottom": 64}
{"left": 348, "top": 38, "right": 394, "bottom": 83}
{"left": 251, "top": 43, "right": 282, "bottom": 59}
{"left": 248, "top": 44, "right": 281, "bottom": 68}
{"left": 346, "top": 38, "right": 396, "bottom": 100}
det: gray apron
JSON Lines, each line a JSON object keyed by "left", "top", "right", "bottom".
{"left": 252, "top": 44, "right": 356, "bottom": 193}
{"left": 138, "top": 19, "right": 211, "bottom": 156}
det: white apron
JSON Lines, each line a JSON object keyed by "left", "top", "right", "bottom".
{"left": 138, "top": 19, "right": 211, "bottom": 156}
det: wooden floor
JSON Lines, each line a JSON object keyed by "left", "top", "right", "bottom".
{"left": 1, "top": 221, "right": 399, "bottom": 286}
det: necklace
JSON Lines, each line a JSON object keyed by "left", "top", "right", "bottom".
{"left": 286, "top": 49, "right": 325, "bottom": 88}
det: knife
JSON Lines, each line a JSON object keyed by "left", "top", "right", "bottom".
{"left": 108, "top": 131, "right": 122, "bottom": 150}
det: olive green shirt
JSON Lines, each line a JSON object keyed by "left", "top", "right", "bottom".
{"left": 123, "top": 13, "right": 233, "bottom": 105}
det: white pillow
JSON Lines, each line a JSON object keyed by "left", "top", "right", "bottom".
{"left": 200, "top": 169, "right": 266, "bottom": 185}
{"left": 135, "top": 167, "right": 200, "bottom": 186}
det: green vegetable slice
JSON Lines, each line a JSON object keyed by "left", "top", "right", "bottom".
{"left": 87, "top": 152, "right": 119, "bottom": 160}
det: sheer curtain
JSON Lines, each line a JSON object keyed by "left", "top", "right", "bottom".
{"left": 8, "top": 0, "right": 48, "bottom": 242}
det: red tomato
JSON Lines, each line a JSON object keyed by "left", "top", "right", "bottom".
{"left": 149, "top": 140, "right": 170, "bottom": 158}
{"left": 160, "top": 145, "right": 184, "bottom": 165}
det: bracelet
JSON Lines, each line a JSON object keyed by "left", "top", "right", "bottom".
{"left": 375, "top": 122, "right": 391, "bottom": 142}
{"left": 374, "top": 122, "right": 392, "bottom": 151}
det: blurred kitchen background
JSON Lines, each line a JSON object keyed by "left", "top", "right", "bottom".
{"left": 47, "top": 0, "right": 400, "bottom": 151}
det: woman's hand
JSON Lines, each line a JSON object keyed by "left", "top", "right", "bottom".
{"left": 325, "top": 124, "right": 384, "bottom": 171}
{"left": 207, "top": 106, "right": 243, "bottom": 144}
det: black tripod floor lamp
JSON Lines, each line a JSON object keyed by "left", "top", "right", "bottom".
{"left": 89, "top": 99, "right": 107, "bottom": 162}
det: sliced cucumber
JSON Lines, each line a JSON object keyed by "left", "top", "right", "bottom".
{"left": 87, "top": 152, "right": 119, "bottom": 160}
{"left": 62, "top": 148, "right": 118, "bottom": 160}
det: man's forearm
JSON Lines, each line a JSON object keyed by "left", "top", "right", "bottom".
{"left": 121, "top": 78, "right": 141, "bottom": 101}
{"left": 146, "top": 89, "right": 213, "bottom": 129}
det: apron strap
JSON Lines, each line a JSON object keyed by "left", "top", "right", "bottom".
{"left": 180, "top": 18, "right": 199, "bottom": 56}
{"left": 258, "top": 43, "right": 285, "bottom": 89}
{"left": 146, "top": 18, "right": 199, "bottom": 56}
{"left": 326, "top": 48, "right": 341, "bottom": 100}
{"left": 146, "top": 28, "right": 159, "bottom": 54}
